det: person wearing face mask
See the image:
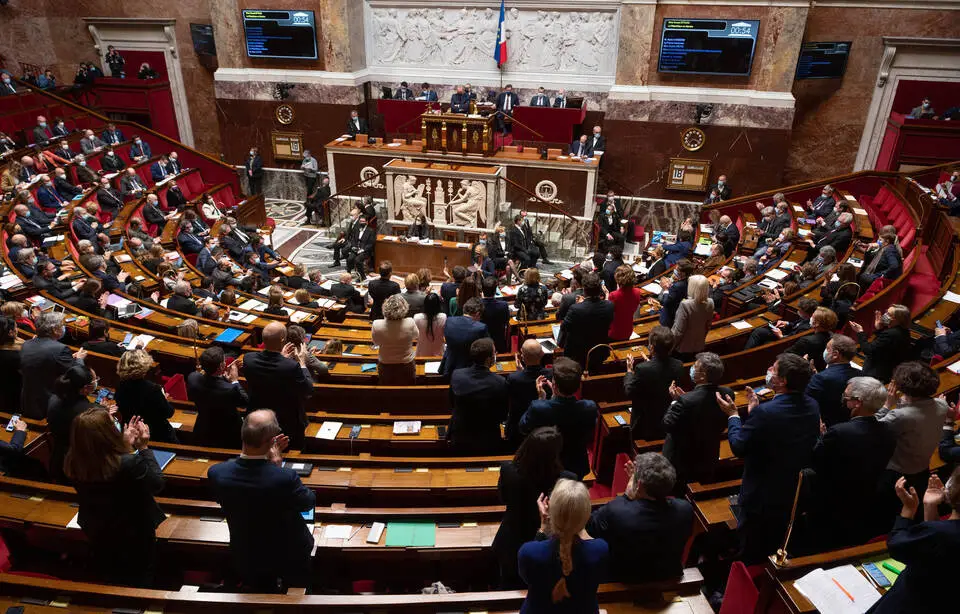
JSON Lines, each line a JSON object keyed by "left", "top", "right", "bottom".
{"left": 20, "top": 312, "right": 87, "bottom": 420}
{"left": 624, "top": 326, "right": 682, "bottom": 441}
{"left": 164, "top": 180, "right": 187, "bottom": 211}
{"left": 51, "top": 118, "right": 70, "bottom": 137}
{"left": 46, "top": 365, "right": 104, "bottom": 483}
{"left": 100, "top": 146, "right": 125, "bottom": 173}
{"left": 805, "top": 185, "right": 836, "bottom": 219}
{"left": 708, "top": 174, "right": 731, "bottom": 201}
{"left": 96, "top": 177, "right": 124, "bottom": 219}
{"left": 168, "top": 151, "right": 182, "bottom": 175}
{"left": 661, "top": 352, "right": 733, "bottom": 494}
{"left": 129, "top": 135, "right": 152, "bottom": 162}
{"left": 12, "top": 204, "right": 54, "bottom": 241}
{"left": 908, "top": 96, "right": 935, "bottom": 119}
{"left": 36, "top": 174, "right": 67, "bottom": 211}
{"left": 0, "top": 72, "right": 17, "bottom": 96}
{"left": 848, "top": 304, "right": 912, "bottom": 387}
{"left": 804, "top": 212, "right": 853, "bottom": 262}
{"left": 73, "top": 154, "right": 98, "bottom": 185}
{"left": 805, "top": 334, "right": 860, "bottom": 428}
{"left": 783, "top": 306, "right": 838, "bottom": 372}
{"left": 120, "top": 167, "right": 147, "bottom": 198}
{"left": 406, "top": 213, "right": 430, "bottom": 240}
{"left": 245, "top": 147, "right": 263, "bottom": 195}
{"left": 14, "top": 247, "right": 39, "bottom": 279}
{"left": 52, "top": 139, "right": 76, "bottom": 162}
{"left": 716, "top": 353, "right": 820, "bottom": 563}
{"left": 80, "top": 129, "right": 105, "bottom": 155}
{"left": 32, "top": 115, "right": 53, "bottom": 147}
{"left": 597, "top": 202, "right": 623, "bottom": 254}
{"left": 800, "top": 375, "right": 897, "bottom": 553}
{"left": 857, "top": 225, "right": 903, "bottom": 291}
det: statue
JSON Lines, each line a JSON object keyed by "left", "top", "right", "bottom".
{"left": 399, "top": 175, "right": 428, "bottom": 221}
{"left": 448, "top": 180, "right": 487, "bottom": 227}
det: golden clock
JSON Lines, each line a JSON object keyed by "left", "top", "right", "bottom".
{"left": 681, "top": 127, "right": 706, "bottom": 152}
{"left": 275, "top": 104, "right": 295, "bottom": 125}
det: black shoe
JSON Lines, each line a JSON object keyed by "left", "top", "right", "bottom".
{"left": 542, "top": 259, "right": 553, "bottom": 265}
{"left": 332, "top": 261, "right": 341, "bottom": 267}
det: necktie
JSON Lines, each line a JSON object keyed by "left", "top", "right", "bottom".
{"left": 354, "top": 120, "right": 359, "bottom": 130}
{"left": 505, "top": 95, "right": 511, "bottom": 111}
{"left": 561, "top": 98, "right": 566, "bottom": 108}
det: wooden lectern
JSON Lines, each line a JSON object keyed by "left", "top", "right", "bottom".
{"left": 421, "top": 112, "right": 496, "bottom": 156}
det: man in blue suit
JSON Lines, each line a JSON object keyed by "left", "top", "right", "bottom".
{"left": 805, "top": 334, "right": 859, "bottom": 428}
{"left": 657, "top": 260, "right": 693, "bottom": 327}
{"left": 440, "top": 297, "right": 490, "bottom": 376}
{"left": 448, "top": 338, "right": 508, "bottom": 454}
{"left": 450, "top": 84, "right": 471, "bottom": 114}
{"left": 150, "top": 154, "right": 174, "bottom": 182}
{"left": 417, "top": 82, "right": 438, "bottom": 102}
{"left": 559, "top": 272, "right": 614, "bottom": 371}
{"left": 128, "top": 135, "right": 152, "bottom": 162}
{"left": 505, "top": 339, "right": 552, "bottom": 447}
{"left": 101, "top": 123, "right": 125, "bottom": 146}
{"left": 176, "top": 221, "right": 204, "bottom": 255}
{"left": 480, "top": 276, "right": 510, "bottom": 353}
{"left": 36, "top": 175, "right": 67, "bottom": 210}
{"left": 72, "top": 210, "right": 99, "bottom": 243}
{"left": 208, "top": 409, "right": 316, "bottom": 591}
{"left": 718, "top": 353, "right": 820, "bottom": 563}
{"left": 520, "top": 357, "right": 598, "bottom": 478}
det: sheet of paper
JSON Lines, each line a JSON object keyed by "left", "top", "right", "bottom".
{"left": 694, "top": 243, "right": 712, "bottom": 257}
{"left": 794, "top": 565, "right": 880, "bottom": 614}
{"left": 779, "top": 260, "right": 800, "bottom": 270}
{"left": 797, "top": 228, "right": 812, "bottom": 237}
{"left": 323, "top": 524, "right": 353, "bottom": 540}
{"left": 943, "top": 290, "right": 960, "bottom": 304}
{"left": 948, "top": 361, "right": 960, "bottom": 375}
{"left": 700, "top": 224, "right": 714, "bottom": 233}
{"left": 67, "top": 513, "right": 81, "bottom": 529}
{"left": 315, "top": 421, "right": 343, "bottom": 440}
{"left": 765, "top": 268, "right": 789, "bottom": 280}
{"left": 559, "top": 269, "right": 574, "bottom": 280}
{"left": 793, "top": 205, "right": 805, "bottom": 212}
{"left": 731, "top": 320, "right": 753, "bottom": 330}
{"left": 853, "top": 208, "right": 868, "bottom": 215}
{"left": 641, "top": 282, "right": 663, "bottom": 294}
{"left": 845, "top": 194, "right": 858, "bottom": 201}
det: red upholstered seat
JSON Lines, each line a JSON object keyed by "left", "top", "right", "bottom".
{"left": 901, "top": 227, "right": 915, "bottom": 252}
{"left": 719, "top": 562, "right": 761, "bottom": 614}
{"left": 183, "top": 170, "right": 204, "bottom": 196}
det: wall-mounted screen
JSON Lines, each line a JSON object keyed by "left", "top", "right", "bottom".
{"left": 190, "top": 24, "right": 217, "bottom": 57}
{"left": 795, "top": 41, "right": 852, "bottom": 80}
{"left": 658, "top": 18, "right": 760, "bottom": 76}
{"left": 242, "top": 9, "right": 317, "bottom": 60}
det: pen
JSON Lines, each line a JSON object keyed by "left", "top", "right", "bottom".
{"left": 832, "top": 578, "right": 855, "bottom": 602}
{"left": 881, "top": 562, "right": 901, "bottom": 576}
{"left": 347, "top": 523, "right": 366, "bottom": 542}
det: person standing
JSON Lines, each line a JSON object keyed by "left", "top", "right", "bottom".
{"left": 495, "top": 84, "right": 520, "bottom": 134}
{"left": 65, "top": 410, "right": 165, "bottom": 587}
{"left": 186, "top": 347, "right": 247, "bottom": 449}
{"left": 371, "top": 294, "right": 419, "bottom": 385}
{"left": 208, "top": 410, "right": 316, "bottom": 592}
{"left": 440, "top": 298, "right": 489, "bottom": 376}
{"left": 716, "top": 353, "right": 820, "bottom": 563}
{"left": 848, "top": 304, "right": 912, "bottom": 383}
{"left": 671, "top": 275, "right": 714, "bottom": 361}
{"left": 625, "top": 326, "right": 683, "bottom": 441}
{"left": 413, "top": 292, "right": 447, "bottom": 358}
{"left": 300, "top": 150, "right": 318, "bottom": 200}
{"left": 20, "top": 312, "right": 86, "bottom": 420}
{"left": 559, "top": 272, "right": 613, "bottom": 371}
{"left": 245, "top": 147, "right": 263, "bottom": 195}
{"left": 805, "top": 334, "right": 860, "bottom": 427}
{"left": 506, "top": 339, "right": 551, "bottom": 447}
{"left": 448, "top": 338, "right": 508, "bottom": 453}
{"left": 105, "top": 46, "right": 126, "bottom": 78}
{"left": 115, "top": 350, "right": 178, "bottom": 444}
{"left": 367, "top": 261, "right": 401, "bottom": 320}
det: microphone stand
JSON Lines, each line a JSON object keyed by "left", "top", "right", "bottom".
{"left": 774, "top": 471, "right": 805, "bottom": 566}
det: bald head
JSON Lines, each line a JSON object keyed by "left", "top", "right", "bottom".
{"left": 262, "top": 321, "right": 288, "bottom": 351}
{"left": 521, "top": 338, "right": 544, "bottom": 366}
{"left": 241, "top": 409, "right": 281, "bottom": 451}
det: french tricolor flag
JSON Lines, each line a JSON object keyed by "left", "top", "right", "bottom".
{"left": 494, "top": 0, "right": 508, "bottom": 68}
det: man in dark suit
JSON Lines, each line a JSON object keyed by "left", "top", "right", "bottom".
{"left": 520, "top": 357, "right": 598, "bottom": 478}
{"left": 507, "top": 214, "right": 537, "bottom": 269}
{"left": 744, "top": 298, "right": 817, "bottom": 350}
{"left": 657, "top": 260, "right": 693, "bottom": 327}
{"left": 208, "top": 409, "right": 315, "bottom": 591}
{"left": 96, "top": 177, "right": 124, "bottom": 219}
{"left": 709, "top": 175, "right": 731, "bottom": 201}
{"left": 505, "top": 339, "right": 552, "bottom": 447}
{"left": 186, "top": 347, "right": 247, "bottom": 449}
{"left": 346, "top": 110, "right": 368, "bottom": 137}
{"left": 101, "top": 123, "right": 125, "bottom": 146}
{"left": 440, "top": 266, "right": 465, "bottom": 315}
{"left": 805, "top": 185, "right": 837, "bottom": 219}
{"left": 588, "top": 126, "right": 606, "bottom": 154}
{"left": 802, "top": 375, "right": 896, "bottom": 552}
{"left": 662, "top": 352, "right": 733, "bottom": 491}
{"left": 36, "top": 175, "right": 67, "bottom": 210}
{"left": 804, "top": 212, "right": 854, "bottom": 262}
{"left": 366, "top": 261, "right": 400, "bottom": 320}
{"left": 168, "top": 152, "right": 183, "bottom": 175}
{"left": 168, "top": 281, "right": 200, "bottom": 316}
{"left": 417, "top": 82, "right": 438, "bottom": 102}
{"left": 245, "top": 148, "right": 264, "bottom": 195}
{"left": 529, "top": 87, "right": 551, "bottom": 107}
{"left": 177, "top": 221, "right": 204, "bottom": 255}
{"left": 600, "top": 246, "right": 625, "bottom": 292}
{"left": 32, "top": 261, "right": 76, "bottom": 300}
{"left": 560, "top": 272, "right": 614, "bottom": 371}
{"left": 120, "top": 168, "right": 147, "bottom": 198}
{"left": 79, "top": 129, "right": 105, "bottom": 154}
{"left": 141, "top": 194, "right": 168, "bottom": 232}
{"left": 165, "top": 181, "right": 188, "bottom": 210}
{"left": 346, "top": 215, "right": 374, "bottom": 279}
{"left": 586, "top": 453, "right": 694, "bottom": 582}
{"left": 150, "top": 155, "right": 174, "bottom": 182}
{"left": 441, "top": 298, "right": 490, "bottom": 376}
{"left": 785, "top": 307, "right": 838, "bottom": 372}
{"left": 448, "top": 338, "right": 508, "bottom": 453}
{"left": 570, "top": 134, "right": 592, "bottom": 158}
{"left": 716, "top": 215, "right": 740, "bottom": 256}
{"left": 100, "top": 147, "right": 125, "bottom": 173}
{"left": 72, "top": 211, "right": 99, "bottom": 244}
{"left": 20, "top": 312, "right": 86, "bottom": 420}
{"left": 129, "top": 136, "right": 152, "bottom": 162}
{"left": 805, "top": 334, "right": 859, "bottom": 428}
{"left": 495, "top": 84, "right": 520, "bottom": 133}
{"left": 240, "top": 322, "right": 314, "bottom": 449}
{"left": 0, "top": 72, "right": 17, "bottom": 95}
{"left": 553, "top": 88, "right": 569, "bottom": 108}
{"left": 450, "top": 85, "right": 471, "bottom": 114}
{"left": 330, "top": 272, "right": 365, "bottom": 313}
{"left": 625, "top": 326, "right": 684, "bottom": 441}
{"left": 74, "top": 155, "right": 99, "bottom": 185}
{"left": 51, "top": 119, "right": 70, "bottom": 137}
{"left": 52, "top": 139, "right": 76, "bottom": 161}
{"left": 717, "top": 353, "right": 820, "bottom": 563}
{"left": 480, "top": 276, "right": 510, "bottom": 353}
{"left": 32, "top": 115, "right": 53, "bottom": 146}
{"left": 53, "top": 167, "right": 81, "bottom": 198}
{"left": 393, "top": 81, "right": 414, "bottom": 100}
{"left": 13, "top": 204, "right": 54, "bottom": 241}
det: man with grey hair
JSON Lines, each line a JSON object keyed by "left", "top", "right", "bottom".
{"left": 662, "top": 352, "right": 734, "bottom": 490}
{"left": 807, "top": 211, "right": 854, "bottom": 259}
{"left": 806, "top": 334, "right": 859, "bottom": 427}
{"left": 20, "top": 312, "right": 86, "bottom": 419}
{"left": 806, "top": 184, "right": 836, "bottom": 219}
{"left": 168, "top": 280, "right": 200, "bottom": 316}
{"left": 585, "top": 452, "right": 693, "bottom": 582}
{"left": 90, "top": 253, "right": 129, "bottom": 292}
{"left": 802, "top": 375, "right": 896, "bottom": 551}
{"left": 208, "top": 409, "right": 316, "bottom": 590}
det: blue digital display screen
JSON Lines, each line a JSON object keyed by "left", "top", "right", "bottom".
{"left": 795, "top": 41, "right": 852, "bottom": 80}
{"left": 243, "top": 9, "right": 318, "bottom": 60}
{"left": 658, "top": 19, "right": 760, "bottom": 76}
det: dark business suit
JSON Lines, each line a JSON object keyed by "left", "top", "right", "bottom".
{"left": 186, "top": 372, "right": 246, "bottom": 449}
{"left": 33, "top": 273, "right": 76, "bottom": 300}
{"left": 859, "top": 245, "right": 903, "bottom": 288}
{"left": 150, "top": 161, "right": 172, "bottom": 182}
{"left": 570, "top": 140, "right": 592, "bottom": 158}
{"left": 586, "top": 495, "right": 693, "bottom": 583}
{"left": 208, "top": 458, "right": 316, "bottom": 589}
{"left": 72, "top": 450, "right": 165, "bottom": 587}
{"left": 346, "top": 117, "right": 368, "bottom": 136}
{"left": 96, "top": 186, "right": 124, "bottom": 219}
{"left": 662, "top": 383, "right": 734, "bottom": 489}
{"left": 394, "top": 87, "right": 414, "bottom": 100}
{"left": 560, "top": 297, "right": 614, "bottom": 371}
{"left": 101, "top": 129, "right": 124, "bottom": 145}
{"left": 805, "top": 362, "right": 859, "bottom": 427}
{"left": 710, "top": 183, "right": 732, "bottom": 201}
{"left": 717, "top": 223, "right": 741, "bottom": 256}
{"left": 520, "top": 396, "right": 598, "bottom": 479}
{"left": 505, "top": 363, "right": 552, "bottom": 443}
{"left": 120, "top": 174, "right": 147, "bottom": 197}
{"left": 116, "top": 378, "right": 178, "bottom": 444}
{"left": 37, "top": 184, "right": 67, "bottom": 210}
{"left": 481, "top": 297, "right": 510, "bottom": 353}
{"left": 47, "top": 396, "right": 98, "bottom": 482}
{"left": 659, "top": 278, "right": 688, "bottom": 327}
{"left": 810, "top": 225, "right": 852, "bottom": 259}
{"left": 804, "top": 415, "right": 896, "bottom": 551}
{"left": 167, "top": 293, "right": 199, "bottom": 316}
{"left": 448, "top": 365, "right": 508, "bottom": 453}
{"left": 507, "top": 224, "right": 536, "bottom": 268}
{"left": 367, "top": 277, "right": 400, "bottom": 320}
{"left": 857, "top": 326, "right": 912, "bottom": 383}
{"left": 496, "top": 92, "right": 520, "bottom": 131}
{"left": 165, "top": 186, "right": 187, "bottom": 210}
{"left": 15, "top": 214, "right": 52, "bottom": 241}
{"left": 101, "top": 153, "right": 125, "bottom": 173}
{"left": 440, "top": 316, "right": 489, "bottom": 376}
{"left": 330, "top": 282, "right": 365, "bottom": 313}
{"left": 177, "top": 229, "right": 203, "bottom": 255}
{"left": 19, "top": 337, "right": 78, "bottom": 419}
{"left": 450, "top": 92, "right": 471, "bottom": 113}
{"left": 727, "top": 392, "right": 820, "bottom": 563}
{"left": 245, "top": 154, "right": 263, "bottom": 195}
{"left": 786, "top": 330, "right": 832, "bottom": 372}
{"left": 129, "top": 141, "right": 152, "bottom": 160}
{"left": 0, "top": 428, "right": 27, "bottom": 476}
{"left": 72, "top": 215, "right": 98, "bottom": 243}
{"left": 625, "top": 356, "right": 683, "bottom": 440}
{"left": 141, "top": 202, "right": 166, "bottom": 229}
{"left": 55, "top": 174, "right": 82, "bottom": 197}
{"left": 528, "top": 93, "right": 550, "bottom": 107}
{"left": 241, "top": 350, "right": 313, "bottom": 448}
{"left": 589, "top": 133, "right": 606, "bottom": 154}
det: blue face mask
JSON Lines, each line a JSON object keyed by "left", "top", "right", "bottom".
{"left": 765, "top": 370, "right": 774, "bottom": 387}
{"left": 479, "top": 239, "right": 486, "bottom": 245}
{"left": 822, "top": 348, "right": 831, "bottom": 364}
{"left": 39, "top": 122, "right": 46, "bottom": 128}
{"left": 689, "top": 366, "right": 696, "bottom": 382}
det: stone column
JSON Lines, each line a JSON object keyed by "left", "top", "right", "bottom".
{"left": 319, "top": 0, "right": 367, "bottom": 73}
{"left": 754, "top": 6, "right": 810, "bottom": 92}
{"left": 615, "top": 2, "right": 657, "bottom": 86}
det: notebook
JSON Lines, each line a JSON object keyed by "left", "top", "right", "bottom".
{"left": 214, "top": 328, "right": 244, "bottom": 343}
{"left": 152, "top": 450, "right": 177, "bottom": 471}
{"left": 385, "top": 522, "right": 436, "bottom": 547}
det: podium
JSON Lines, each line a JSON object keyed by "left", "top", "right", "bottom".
{"left": 421, "top": 113, "right": 495, "bottom": 156}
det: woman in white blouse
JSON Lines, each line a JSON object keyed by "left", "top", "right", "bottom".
{"left": 413, "top": 292, "right": 446, "bottom": 358}
{"left": 371, "top": 294, "right": 419, "bottom": 385}
{"left": 200, "top": 194, "right": 223, "bottom": 222}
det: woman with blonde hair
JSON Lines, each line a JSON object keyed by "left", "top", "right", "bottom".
{"left": 518, "top": 478, "right": 608, "bottom": 611}
{"left": 115, "top": 349, "right": 178, "bottom": 443}
{"left": 671, "top": 274, "right": 714, "bottom": 361}
{"left": 645, "top": 244, "right": 667, "bottom": 280}
{"left": 264, "top": 285, "right": 288, "bottom": 316}
{"left": 371, "top": 293, "right": 419, "bottom": 385}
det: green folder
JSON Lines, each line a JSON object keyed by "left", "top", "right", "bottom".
{"left": 385, "top": 522, "right": 436, "bottom": 547}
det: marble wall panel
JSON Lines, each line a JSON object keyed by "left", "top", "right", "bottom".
{"left": 615, "top": 4, "right": 656, "bottom": 87}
